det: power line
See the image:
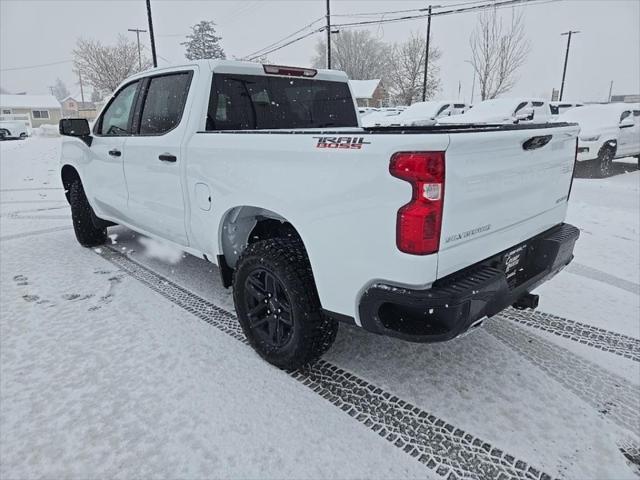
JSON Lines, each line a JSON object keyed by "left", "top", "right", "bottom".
{"left": 243, "top": 0, "right": 557, "bottom": 61}
{"left": 241, "top": 16, "right": 325, "bottom": 61}
{"left": 1, "top": 59, "right": 72, "bottom": 72}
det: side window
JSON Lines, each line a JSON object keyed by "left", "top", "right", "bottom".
{"left": 206, "top": 73, "right": 358, "bottom": 130}
{"left": 139, "top": 72, "right": 192, "bottom": 135}
{"left": 436, "top": 104, "right": 450, "bottom": 116}
{"left": 633, "top": 110, "right": 640, "bottom": 117}
{"left": 620, "top": 111, "right": 631, "bottom": 122}
{"left": 515, "top": 102, "right": 528, "bottom": 113}
{"left": 99, "top": 81, "right": 139, "bottom": 135}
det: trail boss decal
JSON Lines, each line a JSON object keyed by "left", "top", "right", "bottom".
{"left": 313, "top": 136, "right": 370, "bottom": 150}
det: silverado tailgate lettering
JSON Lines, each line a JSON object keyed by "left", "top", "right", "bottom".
{"left": 313, "top": 136, "right": 370, "bottom": 149}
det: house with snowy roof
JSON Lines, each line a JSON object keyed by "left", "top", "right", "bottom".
{"left": 61, "top": 96, "right": 99, "bottom": 121}
{"left": 0, "top": 94, "right": 62, "bottom": 128}
{"left": 348, "top": 79, "right": 386, "bottom": 107}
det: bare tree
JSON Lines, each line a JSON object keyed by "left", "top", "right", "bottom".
{"left": 387, "top": 32, "right": 441, "bottom": 105}
{"left": 73, "top": 35, "right": 151, "bottom": 95}
{"left": 469, "top": 8, "right": 530, "bottom": 100}
{"left": 182, "top": 20, "right": 226, "bottom": 60}
{"left": 311, "top": 30, "right": 390, "bottom": 81}
{"left": 51, "top": 78, "right": 70, "bottom": 101}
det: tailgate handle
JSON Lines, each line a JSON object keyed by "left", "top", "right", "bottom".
{"left": 523, "top": 135, "right": 552, "bottom": 151}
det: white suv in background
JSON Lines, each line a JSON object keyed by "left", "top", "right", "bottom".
{"left": 438, "top": 98, "right": 552, "bottom": 125}
{"left": 386, "top": 101, "right": 470, "bottom": 127}
{"left": 561, "top": 103, "right": 640, "bottom": 177}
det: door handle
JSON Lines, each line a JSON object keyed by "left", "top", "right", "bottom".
{"left": 108, "top": 149, "right": 121, "bottom": 157}
{"left": 159, "top": 153, "right": 177, "bottom": 163}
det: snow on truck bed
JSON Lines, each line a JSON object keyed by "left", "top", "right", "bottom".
{"left": 1, "top": 137, "right": 639, "bottom": 479}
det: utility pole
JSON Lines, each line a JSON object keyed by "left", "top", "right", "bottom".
{"left": 608, "top": 80, "right": 614, "bottom": 103}
{"left": 78, "top": 70, "right": 85, "bottom": 104}
{"left": 559, "top": 30, "right": 580, "bottom": 101}
{"left": 146, "top": 0, "right": 158, "bottom": 68}
{"left": 326, "top": 0, "right": 331, "bottom": 69}
{"left": 421, "top": 5, "right": 432, "bottom": 102}
{"left": 128, "top": 28, "right": 147, "bottom": 69}
{"left": 465, "top": 59, "right": 476, "bottom": 104}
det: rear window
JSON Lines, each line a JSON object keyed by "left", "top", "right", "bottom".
{"left": 206, "top": 74, "right": 358, "bottom": 130}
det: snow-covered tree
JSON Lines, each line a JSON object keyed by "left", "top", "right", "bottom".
{"left": 51, "top": 78, "right": 70, "bottom": 101}
{"left": 90, "top": 89, "right": 101, "bottom": 102}
{"left": 73, "top": 35, "right": 151, "bottom": 94}
{"left": 387, "top": 32, "right": 441, "bottom": 105}
{"left": 312, "top": 30, "right": 390, "bottom": 81}
{"left": 182, "top": 21, "right": 226, "bottom": 60}
{"left": 470, "top": 8, "right": 530, "bottom": 100}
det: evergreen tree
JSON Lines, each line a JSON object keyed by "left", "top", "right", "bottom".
{"left": 182, "top": 21, "right": 226, "bottom": 60}
{"left": 51, "top": 78, "right": 70, "bottom": 101}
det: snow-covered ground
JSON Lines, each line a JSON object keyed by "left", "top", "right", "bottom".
{"left": 1, "top": 137, "right": 639, "bottom": 479}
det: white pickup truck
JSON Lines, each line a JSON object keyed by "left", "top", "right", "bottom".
{"left": 0, "top": 120, "right": 28, "bottom": 140}
{"left": 59, "top": 60, "right": 580, "bottom": 369}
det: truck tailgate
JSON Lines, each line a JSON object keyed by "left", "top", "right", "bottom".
{"left": 437, "top": 125, "right": 579, "bottom": 278}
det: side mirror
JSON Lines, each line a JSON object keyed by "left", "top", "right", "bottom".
{"left": 515, "top": 107, "right": 534, "bottom": 122}
{"left": 59, "top": 118, "right": 92, "bottom": 146}
{"left": 620, "top": 117, "right": 634, "bottom": 128}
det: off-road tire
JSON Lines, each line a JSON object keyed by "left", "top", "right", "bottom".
{"left": 590, "top": 145, "right": 614, "bottom": 178}
{"left": 233, "top": 238, "right": 338, "bottom": 370}
{"left": 69, "top": 179, "right": 107, "bottom": 247}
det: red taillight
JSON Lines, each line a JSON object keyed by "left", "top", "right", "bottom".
{"left": 390, "top": 151, "right": 445, "bottom": 255}
{"left": 263, "top": 64, "right": 317, "bottom": 77}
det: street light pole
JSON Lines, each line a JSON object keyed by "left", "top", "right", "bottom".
{"left": 464, "top": 60, "right": 476, "bottom": 104}
{"left": 559, "top": 30, "right": 580, "bottom": 101}
{"left": 128, "top": 28, "right": 147, "bottom": 70}
{"left": 421, "top": 5, "right": 432, "bottom": 102}
{"left": 146, "top": 0, "right": 158, "bottom": 68}
{"left": 326, "top": 0, "right": 331, "bottom": 69}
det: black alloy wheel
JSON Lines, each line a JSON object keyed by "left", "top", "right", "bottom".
{"left": 244, "top": 268, "right": 293, "bottom": 348}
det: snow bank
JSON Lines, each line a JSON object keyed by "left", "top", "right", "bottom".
{"left": 31, "top": 125, "right": 60, "bottom": 137}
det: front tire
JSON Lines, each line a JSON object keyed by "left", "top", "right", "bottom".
{"left": 69, "top": 180, "right": 107, "bottom": 247}
{"left": 233, "top": 238, "right": 338, "bottom": 370}
{"left": 591, "top": 145, "right": 614, "bottom": 178}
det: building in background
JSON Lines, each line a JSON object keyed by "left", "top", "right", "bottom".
{"left": 610, "top": 94, "right": 640, "bottom": 103}
{"left": 0, "top": 94, "right": 62, "bottom": 128}
{"left": 349, "top": 79, "right": 386, "bottom": 107}
{"left": 61, "top": 96, "right": 98, "bottom": 121}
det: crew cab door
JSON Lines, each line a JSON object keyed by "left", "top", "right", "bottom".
{"left": 86, "top": 80, "right": 140, "bottom": 219}
{"left": 124, "top": 70, "right": 194, "bottom": 246}
{"left": 617, "top": 110, "right": 638, "bottom": 157}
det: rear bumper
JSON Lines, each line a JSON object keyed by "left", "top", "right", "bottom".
{"left": 358, "top": 223, "right": 580, "bottom": 343}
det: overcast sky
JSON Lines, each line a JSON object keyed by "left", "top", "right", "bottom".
{"left": 1, "top": 0, "right": 638, "bottom": 103}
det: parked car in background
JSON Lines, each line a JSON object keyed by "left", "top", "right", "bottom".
{"left": 560, "top": 103, "right": 640, "bottom": 177}
{"left": 438, "top": 98, "right": 552, "bottom": 125}
{"left": 550, "top": 101, "right": 583, "bottom": 115}
{"left": 0, "top": 120, "right": 28, "bottom": 140}
{"left": 383, "top": 101, "right": 470, "bottom": 127}
{"left": 360, "top": 106, "right": 407, "bottom": 127}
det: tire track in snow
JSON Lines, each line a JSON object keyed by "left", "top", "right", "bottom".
{"left": 0, "top": 225, "right": 73, "bottom": 242}
{"left": 498, "top": 308, "right": 640, "bottom": 362}
{"left": 95, "top": 246, "right": 555, "bottom": 480}
{"left": 486, "top": 320, "right": 640, "bottom": 436}
{"left": 566, "top": 262, "right": 639, "bottom": 296}
{"left": 0, "top": 187, "right": 63, "bottom": 192}
{"left": 0, "top": 205, "right": 69, "bottom": 220}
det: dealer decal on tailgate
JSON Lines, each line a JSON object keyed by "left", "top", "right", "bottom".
{"left": 313, "top": 136, "right": 371, "bottom": 149}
